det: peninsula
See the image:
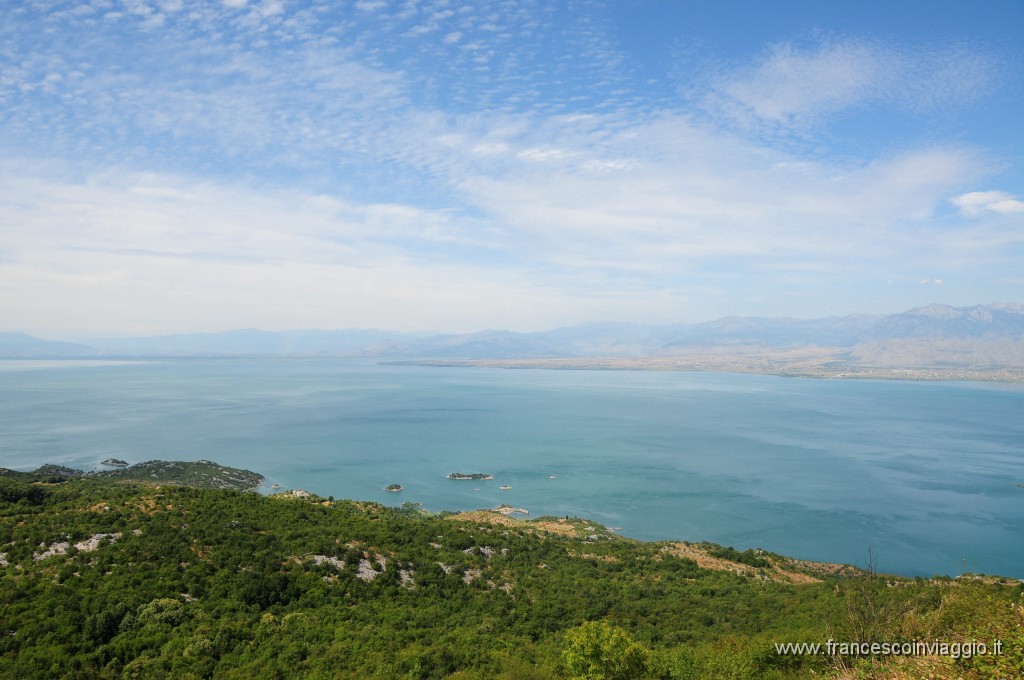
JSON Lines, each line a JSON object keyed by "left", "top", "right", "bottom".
{"left": 0, "top": 459, "right": 263, "bottom": 492}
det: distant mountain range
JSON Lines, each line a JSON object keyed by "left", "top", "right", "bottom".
{"left": 3, "top": 303, "right": 1023, "bottom": 370}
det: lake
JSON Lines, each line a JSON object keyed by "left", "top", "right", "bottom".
{"left": 1, "top": 358, "right": 1022, "bottom": 578}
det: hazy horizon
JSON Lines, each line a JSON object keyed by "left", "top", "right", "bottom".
{"left": 2, "top": 1, "right": 1022, "bottom": 336}
{"left": 5, "top": 299, "right": 1016, "bottom": 342}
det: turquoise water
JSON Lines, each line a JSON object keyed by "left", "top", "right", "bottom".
{"left": 1, "top": 359, "right": 1022, "bottom": 578}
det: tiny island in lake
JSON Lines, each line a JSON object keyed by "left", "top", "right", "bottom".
{"left": 447, "top": 472, "right": 493, "bottom": 480}
{"left": 384, "top": 484, "right": 404, "bottom": 492}
{"left": 100, "top": 458, "right": 129, "bottom": 467}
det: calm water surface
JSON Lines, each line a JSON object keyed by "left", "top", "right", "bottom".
{"left": 1, "top": 359, "right": 1022, "bottom": 578}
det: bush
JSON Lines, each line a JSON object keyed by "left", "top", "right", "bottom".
{"left": 562, "top": 621, "right": 648, "bottom": 680}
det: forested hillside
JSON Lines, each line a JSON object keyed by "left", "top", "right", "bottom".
{"left": 1, "top": 469, "right": 1020, "bottom": 679}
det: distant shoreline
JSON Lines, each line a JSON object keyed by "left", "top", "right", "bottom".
{"left": 5, "top": 357, "right": 1021, "bottom": 382}
{"left": 383, "top": 358, "right": 1024, "bottom": 383}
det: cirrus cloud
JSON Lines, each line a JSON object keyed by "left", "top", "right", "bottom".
{"left": 703, "top": 39, "right": 996, "bottom": 130}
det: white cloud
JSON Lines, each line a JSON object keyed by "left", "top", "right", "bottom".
{"left": 140, "top": 13, "right": 166, "bottom": 28}
{"left": 518, "top": 147, "right": 573, "bottom": 162}
{"left": 952, "top": 191, "right": 1024, "bottom": 216}
{"left": 471, "top": 142, "right": 509, "bottom": 155}
{"left": 583, "top": 159, "right": 638, "bottom": 174}
{"left": 406, "top": 23, "right": 436, "bottom": 36}
{"left": 257, "top": 1, "right": 284, "bottom": 17}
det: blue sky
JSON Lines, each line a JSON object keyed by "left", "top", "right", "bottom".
{"left": 1, "top": 0, "right": 1022, "bottom": 335}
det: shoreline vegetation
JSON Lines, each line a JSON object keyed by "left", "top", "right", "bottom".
{"left": 2, "top": 464, "right": 1022, "bottom": 679}
{"left": 385, "top": 357, "right": 1024, "bottom": 382}
{"left": 4, "top": 458, "right": 1017, "bottom": 582}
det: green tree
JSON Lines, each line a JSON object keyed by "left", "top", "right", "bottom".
{"left": 562, "top": 621, "right": 648, "bottom": 680}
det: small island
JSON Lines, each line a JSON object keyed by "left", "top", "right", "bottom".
{"left": 447, "top": 472, "right": 493, "bottom": 480}
{"left": 101, "top": 458, "right": 129, "bottom": 467}
{"left": 384, "top": 484, "right": 404, "bottom": 492}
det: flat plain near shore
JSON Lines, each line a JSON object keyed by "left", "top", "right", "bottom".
{"left": 390, "top": 356, "right": 1024, "bottom": 382}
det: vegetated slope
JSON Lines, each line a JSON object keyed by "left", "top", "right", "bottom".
{"left": 98, "top": 460, "right": 264, "bottom": 491}
{"left": 1, "top": 470, "right": 1021, "bottom": 679}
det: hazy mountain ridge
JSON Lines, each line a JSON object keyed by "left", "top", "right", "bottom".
{"left": 3, "top": 304, "right": 1022, "bottom": 369}
{"left": 80, "top": 328, "right": 411, "bottom": 356}
{"left": 848, "top": 304, "right": 1024, "bottom": 368}
{"left": 0, "top": 332, "right": 99, "bottom": 358}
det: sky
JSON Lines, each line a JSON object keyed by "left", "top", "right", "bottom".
{"left": 1, "top": 0, "right": 1022, "bottom": 336}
